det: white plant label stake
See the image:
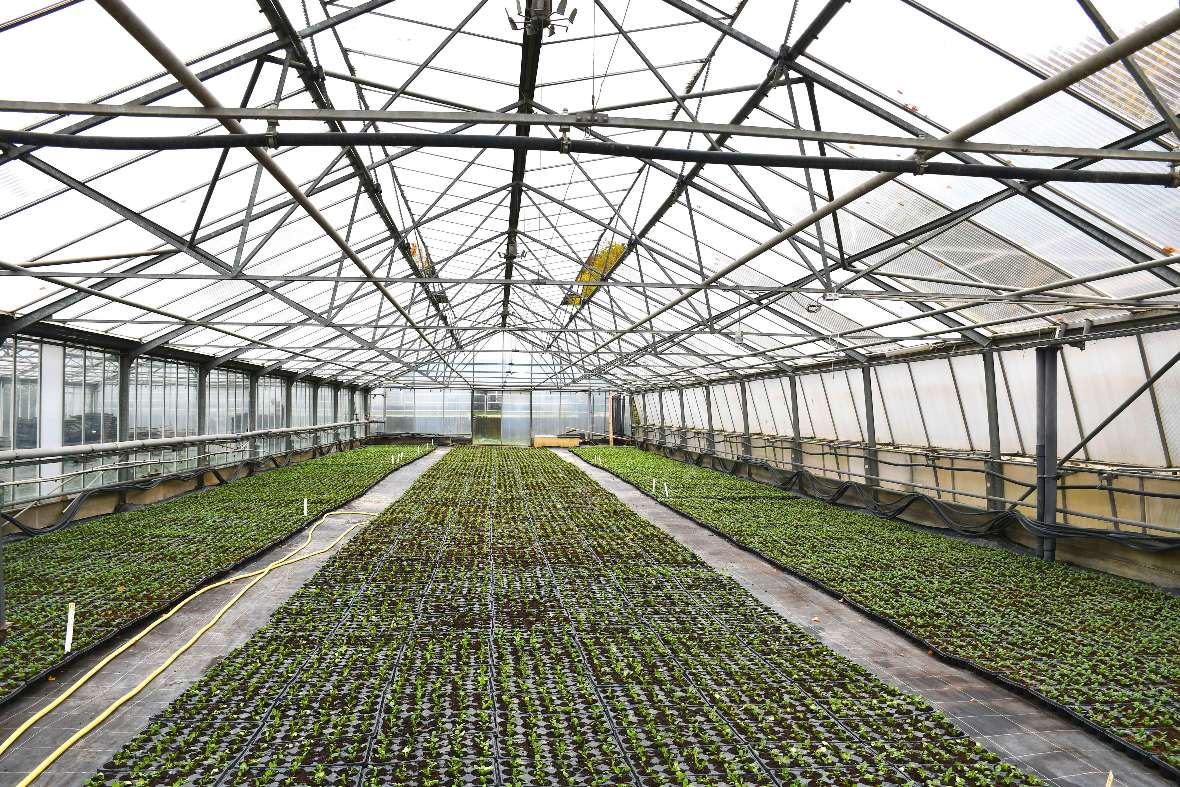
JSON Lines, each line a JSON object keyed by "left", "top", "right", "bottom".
{"left": 663, "top": 482, "right": 670, "bottom": 498}
{"left": 64, "top": 602, "right": 75, "bottom": 654}
{"left": 651, "top": 478, "right": 657, "bottom": 494}
{"left": 303, "top": 498, "right": 309, "bottom": 516}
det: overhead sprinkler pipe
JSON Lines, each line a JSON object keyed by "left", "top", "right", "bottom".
{"left": 1, "top": 129, "right": 1176, "bottom": 187}
{"left": 92, "top": 0, "right": 471, "bottom": 388}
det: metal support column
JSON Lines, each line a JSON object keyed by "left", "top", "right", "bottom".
{"left": 739, "top": 380, "right": 752, "bottom": 461}
{"left": 861, "top": 366, "right": 878, "bottom": 490}
{"left": 1035, "top": 346, "right": 1060, "bottom": 561}
{"left": 311, "top": 383, "right": 320, "bottom": 448}
{"left": 331, "top": 385, "right": 340, "bottom": 448}
{"left": 196, "top": 365, "right": 209, "bottom": 468}
{"left": 678, "top": 388, "right": 688, "bottom": 449}
{"left": 607, "top": 392, "right": 615, "bottom": 446}
{"left": 347, "top": 387, "right": 357, "bottom": 444}
{"left": 983, "top": 350, "right": 1004, "bottom": 511}
{"left": 361, "top": 388, "right": 371, "bottom": 440}
{"left": 703, "top": 385, "right": 716, "bottom": 455}
{"left": 247, "top": 372, "right": 259, "bottom": 461}
{"left": 789, "top": 375, "right": 803, "bottom": 470}
{"left": 657, "top": 391, "right": 667, "bottom": 448}
{"left": 284, "top": 376, "right": 294, "bottom": 454}
{"left": 117, "top": 353, "right": 132, "bottom": 482}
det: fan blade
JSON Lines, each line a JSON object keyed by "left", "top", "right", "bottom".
{"left": 506, "top": 9, "right": 519, "bottom": 29}
{"left": 557, "top": 0, "right": 567, "bottom": 14}
{"left": 568, "top": 7, "right": 577, "bottom": 23}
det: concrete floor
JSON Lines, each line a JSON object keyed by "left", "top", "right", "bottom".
{"left": 0, "top": 448, "right": 446, "bottom": 787}
{"left": 557, "top": 450, "right": 1173, "bottom": 787}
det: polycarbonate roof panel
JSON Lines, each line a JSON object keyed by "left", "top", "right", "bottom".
{"left": 1, "top": 0, "right": 1178, "bottom": 389}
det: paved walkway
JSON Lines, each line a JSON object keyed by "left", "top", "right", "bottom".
{"left": 558, "top": 449, "right": 1170, "bottom": 787}
{"left": 0, "top": 448, "right": 446, "bottom": 787}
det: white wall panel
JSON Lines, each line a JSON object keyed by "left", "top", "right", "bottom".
{"left": 909, "top": 359, "right": 969, "bottom": 450}
{"left": 683, "top": 387, "right": 708, "bottom": 429}
{"left": 798, "top": 374, "right": 835, "bottom": 440}
{"left": 999, "top": 350, "right": 1037, "bottom": 456}
{"left": 824, "top": 370, "right": 863, "bottom": 442}
{"left": 1065, "top": 337, "right": 1166, "bottom": 467}
{"left": 874, "top": 363, "right": 928, "bottom": 447}
{"left": 661, "top": 389, "right": 681, "bottom": 429}
{"left": 869, "top": 368, "right": 894, "bottom": 444}
{"left": 1142, "top": 330, "right": 1180, "bottom": 466}
{"left": 710, "top": 383, "right": 742, "bottom": 432}
{"left": 949, "top": 355, "right": 989, "bottom": 450}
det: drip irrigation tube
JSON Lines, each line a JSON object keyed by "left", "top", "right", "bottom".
{"left": 0, "top": 446, "right": 434, "bottom": 712}
{"left": 0, "top": 129, "right": 1177, "bottom": 186}
{"left": 578, "top": 452, "right": 1180, "bottom": 782}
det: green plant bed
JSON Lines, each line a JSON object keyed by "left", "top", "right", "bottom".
{"left": 574, "top": 446, "right": 1180, "bottom": 775}
{"left": 91, "top": 447, "right": 1039, "bottom": 786}
{"left": 0, "top": 444, "right": 431, "bottom": 704}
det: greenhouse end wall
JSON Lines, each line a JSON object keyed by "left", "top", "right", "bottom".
{"left": 368, "top": 388, "right": 611, "bottom": 443}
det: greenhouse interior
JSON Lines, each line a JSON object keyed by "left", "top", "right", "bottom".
{"left": 1, "top": 0, "right": 1180, "bottom": 784}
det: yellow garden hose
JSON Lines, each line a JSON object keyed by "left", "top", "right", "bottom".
{"left": 6, "top": 509, "right": 377, "bottom": 786}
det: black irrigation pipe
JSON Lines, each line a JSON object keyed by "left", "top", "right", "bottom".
{"left": 652, "top": 441, "right": 1180, "bottom": 550}
{"left": 2, "top": 129, "right": 1178, "bottom": 186}
{"left": 0, "top": 445, "right": 435, "bottom": 712}
{"left": 578, "top": 451, "right": 1180, "bottom": 783}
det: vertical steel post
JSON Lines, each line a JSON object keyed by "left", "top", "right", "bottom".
{"left": 284, "top": 376, "right": 294, "bottom": 454}
{"left": 331, "top": 385, "right": 340, "bottom": 447}
{"left": 361, "top": 387, "right": 371, "bottom": 441}
{"left": 983, "top": 350, "right": 1004, "bottom": 511}
{"left": 117, "top": 353, "right": 132, "bottom": 482}
{"left": 704, "top": 384, "right": 716, "bottom": 455}
{"left": 310, "top": 382, "right": 320, "bottom": 449}
{"left": 656, "top": 390, "right": 667, "bottom": 447}
{"left": 789, "top": 374, "right": 803, "bottom": 470}
{"left": 861, "top": 366, "right": 878, "bottom": 490}
{"left": 607, "top": 392, "right": 615, "bottom": 446}
{"left": 1035, "top": 346, "right": 1060, "bottom": 561}
{"left": 678, "top": 388, "right": 687, "bottom": 449}
{"left": 347, "top": 386, "right": 357, "bottom": 444}
{"left": 247, "top": 372, "right": 259, "bottom": 460}
{"left": 196, "top": 364, "right": 208, "bottom": 467}
{"left": 739, "top": 380, "right": 752, "bottom": 461}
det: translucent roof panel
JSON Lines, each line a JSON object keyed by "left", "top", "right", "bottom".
{"left": 0, "top": 0, "right": 1177, "bottom": 389}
